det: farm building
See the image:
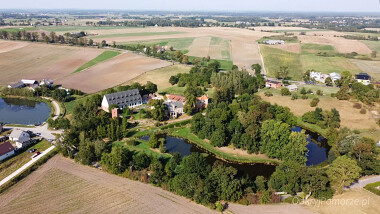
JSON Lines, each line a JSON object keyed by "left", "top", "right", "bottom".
{"left": 40, "top": 79, "right": 54, "bottom": 88}
{"left": 329, "top": 72, "right": 341, "bottom": 82}
{"left": 0, "top": 141, "right": 15, "bottom": 161}
{"left": 21, "top": 79, "right": 39, "bottom": 87}
{"left": 101, "top": 89, "right": 142, "bottom": 112}
{"left": 265, "top": 80, "right": 282, "bottom": 89}
{"left": 263, "top": 40, "right": 285, "bottom": 45}
{"left": 310, "top": 72, "right": 329, "bottom": 83}
{"left": 8, "top": 81, "right": 25, "bottom": 89}
{"left": 286, "top": 85, "right": 298, "bottom": 92}
{"left": 355, "top": 73, "right": 371, "bottom": 85}
{"left": 9, "top": 130, "right": 31, "bottom": 148}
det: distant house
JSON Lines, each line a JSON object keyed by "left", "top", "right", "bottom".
{"left": 101, "top": 89, "right": 142, "bottom": 112}
{"left": 196, "top": 94, "right": 209, "bottom": 110}
{"left": 8, "top": 81, "right": 25, "bottom": 89}
{"left": 286, "top": 84, "right": 298, "bottom": 92}
{"left": 21, "top": 79, "right": 39, "bottom": 87}
{"left": 40, "top": 79, "right": 54, "bottom": 88}
{"left": 310, "top": 72, "right": 329, "bottom": 83}
{"left": 9, "top": 130, "right": 31, "bottom": 148}
{"left": 0, "top": 141, "right": 15, "bottom": 161}
{"left": 166, "top": 94, "right": 186, "bottom": 103}
{"left": 166, "top": 101, "right": 184, "bottom": 118}
{"left": 355, "top": 73, "right": 371, "bottom": 85}
{"left": 263, "top": 40, "right": 285, "bottom": 45}
{"left": 329, "top": 72, "right": 341, "bottom": 82}
{"left": 265, "top": 80, "right": 282, "bottom": 89}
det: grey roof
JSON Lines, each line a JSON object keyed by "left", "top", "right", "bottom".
{"left": 9, "top": 81, "right": 25, "bottom": 88}
{"left": 105, "top": 89, "right": 142, "bottom": 108}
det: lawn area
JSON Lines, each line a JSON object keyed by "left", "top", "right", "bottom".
{"left": 364, "top": 181, "right": 380, "bottom": 196}
{"left": 90, "top": 31, "right": 183, "bottom": 39}
{"left": 113, "top": 140, "right": 171, "bottom": 159}
{"left": 73, "top": 50, "right": 121, "bottom": 73}
{"left": 124, "top": 64, "right": 190, "bottom": 90}
{"left": 159, "top": 86, "right": 186, "bottom": 96}
{"left": 188, "top": 56, "right": 233, "bottom": 71}
{"left": 260, "top": 45, "right": 303, "bottom": 80}
{"left": 0, "top": 139, "right": 51, "bottom": 181}
{"left": 170, "top": 127, "right": 279, "bottom": 164}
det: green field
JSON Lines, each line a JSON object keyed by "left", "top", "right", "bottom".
{"left": 361, "top": 40, "right": 380, "bottom": 53}
{"left": 113, "top": 140, "right": 172, "bottom": 159}
{"left": 120, "top": 37, "right": 195, "bottom": 51}
{"left": 90, "top": 31, "right": 183, "bottom": 39}
{"left": 261, "top": 43, "right": 363, "bottom": 80}
{"left": 188, "top": 56, "right": 233, "bottom": 71}
{"left": 260, "top": 45, "right": 303, "bottom": 80}
{"left": 0, "top": 27, "right": 36, "bottom": 33}
{"left": 0, "top": 140, "right": 51, "bottom": 181}
{"left": 74, "top": 51, "right": 121, "bottom": 73}
{"left": 210, "top": 37, "right": 231, "bottom": 60}
{"left": 159, "top": 86, "right": 186, "bottom": 95}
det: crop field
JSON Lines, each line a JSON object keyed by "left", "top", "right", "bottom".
{"left": 124, "top": 64, "right": 191, "bottom": 90}
{"left": 89, "top": 31, "right": 184, "bottom": 39}
{"left": 39, "top": 25, "right": 142, "bottom": 32}
{"left": 56, "top": 52, "right": 171, "bottom": 93}
{"left": 0, "top": 155, "right": 215, "bottom": 214}
{"left": 349, "top": 59, "right": 380, "bottom": 80}
{"left": 260, "top": 45, "right": 303, "bottom": 80}
{"left": 360, "top": 40, "right": 380, "bottom": 53}
{"left": 73, "top": 50, "right": 121, "bottom": 73}
{"left": 0, "top": 41, "right": 103, "bottom": 86}
{"left": 121, "top": 37, "right": 196, "bottom": 50}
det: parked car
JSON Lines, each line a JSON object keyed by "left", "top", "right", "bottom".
{"left": 31, "top": 151, "right": 41, "bottom": 159}
{"left": 28, "top": 148, "right": 36, "bottom": 153}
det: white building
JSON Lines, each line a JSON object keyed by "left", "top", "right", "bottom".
{"left": 355, "top": 73, "right": 371, "bottom": 85}
{"left": 286, "top": 84, "right": 298, "bottom": 92}
{"left": 263, "top": 40, "right": 285, "bottom": 45}
{"left": 101, "top": 89, "right": 142, "bottom": 112}
{"left": 9, "top": 130, "right": 31, "bottom": 148}
{"left": 40, "top": 79, "right": 54, "bottom": 88}
{"left": 310, "top": 72, "right": 329, "bottom": 83}
{"left": 0, "top": 141, "right": 15, "bottom": 161}
{"left": 329, "top": 72, "right": 341, "bottom": 82}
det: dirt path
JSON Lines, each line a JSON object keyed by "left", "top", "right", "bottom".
{"left": 0, "top": 155, "right": 216, "bottom": 214}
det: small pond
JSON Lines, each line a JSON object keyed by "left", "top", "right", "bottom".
{"left": 140, "top": 126, "right": 330, "bottom": 179}
{"left": 0, "top": 97, "right": 51, "bottom": 125}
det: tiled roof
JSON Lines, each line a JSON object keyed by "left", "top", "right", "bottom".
{"left": 104, "top": 89, "right": 142, "bottom": 108}
{"left": 0, "top": 141, "right": 15, "bottom": 156}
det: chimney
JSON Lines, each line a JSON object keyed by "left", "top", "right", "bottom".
{"left": 112, "top": 108, "right": 119, "bottom": 119}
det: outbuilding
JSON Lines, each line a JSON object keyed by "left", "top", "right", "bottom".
{"left": 101, "top": 89, "right": 143, "bottom": 112}
{"left": 0, "top": 141, "right": 15, "bottom": 161}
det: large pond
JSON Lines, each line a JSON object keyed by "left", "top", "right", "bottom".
{"left": 140, "top": 127, "right": 329, "bottom": 179}
{"left": 0, "top": 97, "right": 51, "bottom": 125}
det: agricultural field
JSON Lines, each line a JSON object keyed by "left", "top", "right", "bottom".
{"left": 89, "top": 31, "right": 184, "bottom": 39}
{"left": 0, "top": 155, "right": 215, "bottom": 214}
{"left": 120, "top": 37, "right": 195, "bottom": 50}
{"left": 124, "top": 64, "right": 191, "bottom": 90}
{"left": 360, "top": 40, "right": 380, "bottom": 54}
{"left": 259, "top": 91, "right": 379, "bottom": 131}
{"left": 0, "top": 40, "right": 103, "bottom": 86}
{"left": 349, "top": 59, "right": 380, "bottom": 80}
{"left": 56, "top": 52, "right": 171, "bottom": 93}
{"left": 0, "top": 140, "right": 51, "bottom": 181}
{"left": 73, "top": 50, "right": 121, "bottom": 73}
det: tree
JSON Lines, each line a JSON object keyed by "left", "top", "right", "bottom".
{"left": 255, "top": 176, "right": 267, "bottom": 192}
{"left": 259, "top": 191, "right": 271, "bottom": 204}
{"left": 101, "top": 146, "right": 131, "bottom": 174}
{"left": 88, "top": 39, "right": 94, "bottom": 46}
{"left": 301, "top": 168, "right": 333, "bottom": 200}
{"left": 326, "top": 156, "right": 361, "bottom": 194}
{"left": 182, "top": 55, "right": 189, "bottom": 64}
{"left": 310, "top": 98, "right": 320, "bottom": 107}
{"left": 300, "top": 87, "right": 307, "bottom": 95}
{"left": 169, "top": 76, "right": 179, "bottom": 85}
{"left": 150, "top": 99, "right": 166, "bottom": 121}
{"left": 260, "top": 120, "right": 291, "bottom": 159}
{"left": 269, "top": 161, "right": 304, "bottom": 195}
{"left": 251, "top": 63, "right": 262, "bottom": 75}
{"left": 133, "top": 152, "right": 151, "bottom": 170}
{"left": 145, "top": 81, "right": 158, "bottom": 94}
{"left": 184, "top": 94, "right": 196, "bottom": 114}
{"left": 283, "top": 131, "right": 309, "bottom": 164}
{"left": 325, "top": 77, "right": 333, "bottom": 86}
{"left": 281, "top": 88, "right": 291, "bottom": 96}
{"left": 149, "top": 133, "right": 160, "bottom": 148}
{"left": 279, "top": 66, "right": 289, "bottom": 79}
{"left": 371, "top": 51, "right": 377, "bottom": 58}
{"left": 336, "top": 84, "right": 350, "bottom": 100}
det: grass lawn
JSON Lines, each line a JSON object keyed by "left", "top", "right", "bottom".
{"left": 159, "top": 86, "right": 186, "bottom": 96}
{"left": 0, "top": 139, "right": 51, "bottom": 181}
{"left": 73, "top": 50, "right": 121, "bottom": 73}
{"left": 113, "top": 140, "right": 171, "bottom": 159}
{"left": 124, "top": 64, "right": 191, "bottom": 90}
{"left": 170, "top": 127, "right": 279, "bottom": 164}
{"left": 120, "top": 37, "right": 195, "bottom": 51}
{"left": 90, "top": 31, "right": 183, "bottom": 39}
{"left": 364, "top": 181, "right": 380, "bottom": 196}
{"left": 188, "top": 56, "right": 233, "bottom": 71}
{"left": 260, "top": 45, "right": 303, "bottom": 80}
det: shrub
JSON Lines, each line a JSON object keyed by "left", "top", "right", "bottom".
{"left": 291, "top": 93, "right": 298, "bottom": 100}
{"left": 283, "top": 196, "right": 302, "bottom": 204}
{"left": 360, "top": 108, "right": 367, "bottom": 114}
{"left": 281, "top": 88, "right": 291, "bottom": 96}
{"left": 264, "top": 91, "right": 273, "bottom": 97}
{"left": 259, "top": 191, "right": 271, "bottom": 204}
{"left": 300, "top": 87, "right": 307, "bottom": 95}
{"left": 126, "top": 138, "right": 137, "bottom": 146}
{"left": 331, "top": 93, "right": 336, "bottom": 97}
{"left": 364, "top": 181, "right": 380, "bottom": 196}
{"left": 353, "top": 129, "right": 361, "bottom": 134}
{"left": 353, "top": 103, "right": 362, "bottom": 109}
{"left": 310, "top": 98, "right": 320, "bottom": 107}
{"left": 313, "top": 187, "right": 334, "bottom": 200}
{"left": 316, "top": 90, "right": 323, "bottom": 96}
{"left": 302, "top": 95, "right": 308, "bottom": 100}
{"left": 307, "top": 89, "right": 313, "bottom": 94}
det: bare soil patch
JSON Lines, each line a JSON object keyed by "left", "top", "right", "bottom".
{"left": 272, "top": 43, "right": 301, "bottom": 54}
{"left": 0, "top": 40, "right": 29, "bottom": 53}
{"left": 0, "top": 42, "right": 103, "bottom": 86}
{"left": 227, "top": 203, "right": 317, "bottom": 214}
{"left": 56, "top": 52, "right": 171, "bottom": 93}
{"left": 187, "top": 37, "right": 211, "bottom": 58}
{"left": 0, "top": 155, "right": 216, "bottom": 214}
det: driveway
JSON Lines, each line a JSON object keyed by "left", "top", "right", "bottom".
{"left": 347, "top": 175, "right": 380, "bottom": 189}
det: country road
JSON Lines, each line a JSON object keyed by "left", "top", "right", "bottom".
{"left": 0, "top": 145, "right": 56, "bottom": 187}
{"left": 347, "top": 175, "right": 380, "bottom": 189}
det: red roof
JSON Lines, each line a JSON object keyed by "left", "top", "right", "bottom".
{"left": 167, "top": 94, "right": 186, "bottom": 103}
{"left": 197, "top": 94, "right": 209, "bottom": 101}
{"left": 0, "top": 141, "right": 15, "bottom": 156}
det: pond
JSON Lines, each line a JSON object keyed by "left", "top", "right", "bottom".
{"left": 0, "top": 97, "right": 51, "bottom": 125}
{"left": 140, "top": 127, "right": 330, "bottom": 179}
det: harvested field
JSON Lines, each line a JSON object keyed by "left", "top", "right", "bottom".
{"left": 271, "top": 43, "right": 301, "bottom": 54}
{"left": 0, "top": 40, "right": 29, "bottom": 54}
{"left": 349, "top": 59, "right": 380, "bottom": 80}
{"left": 0, "top": 155, "right": 215, "bottom": 214}
{"left": 0, "top": 41, "right": 103, "bottom": 86}
{"left": 187, "top": 37, "right": 211, "bottom": 58}
{"left": 298, "top": 35, "right": 372, "bottom": 54}
{"left": 260, "top": 94, "right": 379, "bottom": 131}
{"left": 227, "top": 203, "right": 317, "bottom": 214}
{"left": 124, "top": 64, "right": 191, "bottom": 90}
{"left": 57, "top": 52, "right": 171, "bottom": 93}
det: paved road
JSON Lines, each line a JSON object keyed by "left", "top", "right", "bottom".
{"left": 347, "top": 175, "right": 380, "bottom": 189}
{"left": 0, "top": 145, "right": 55, "bottom": 187}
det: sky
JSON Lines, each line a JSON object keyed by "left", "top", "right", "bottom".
{"left": 0, "top": 0, "right": 380, "bottom": 12}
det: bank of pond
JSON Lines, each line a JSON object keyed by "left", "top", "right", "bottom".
{"left": 140, "top": 126, "right": 330, "bottom": 179}
{"left": 0, "top": 97, "right": 51, "bottom": 125}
